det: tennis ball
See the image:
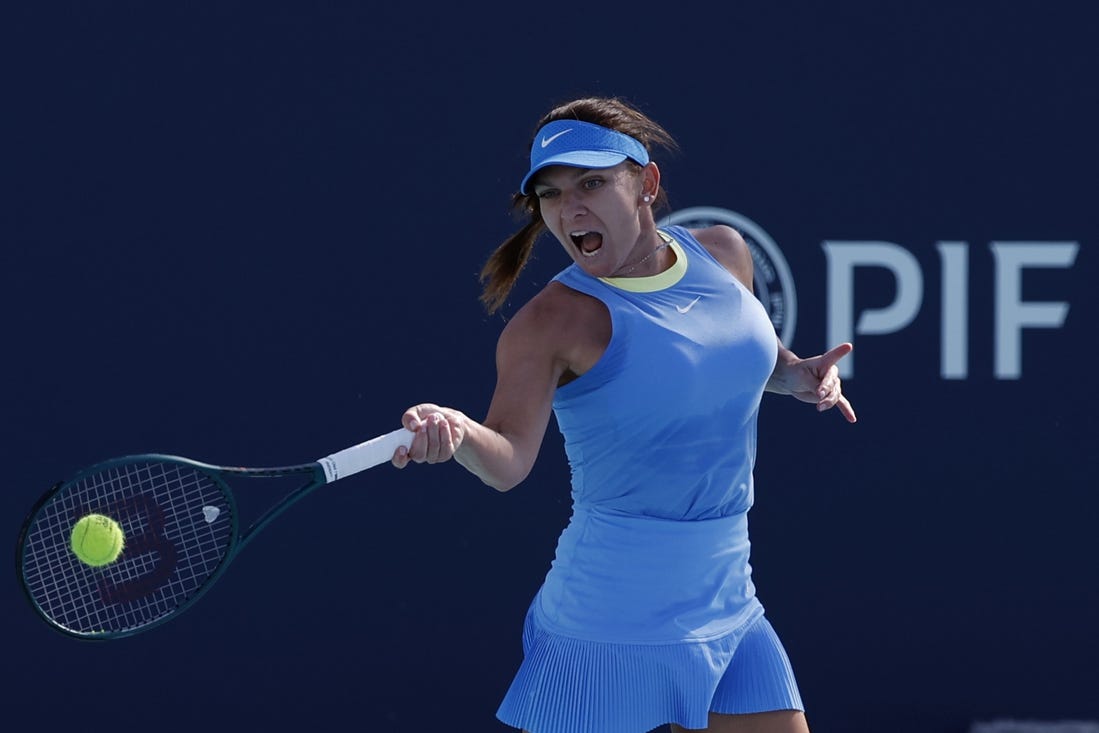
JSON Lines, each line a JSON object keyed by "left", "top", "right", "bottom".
{"left": 70, "top": 513, "right": 125, "bottom": 567}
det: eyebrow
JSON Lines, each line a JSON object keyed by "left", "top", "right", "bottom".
{"left": 532, "top": 167, "right": 596, "bottom": 190}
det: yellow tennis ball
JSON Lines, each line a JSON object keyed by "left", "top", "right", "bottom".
{"left": 70, "top": 513, "right": 125, "bottom": 567}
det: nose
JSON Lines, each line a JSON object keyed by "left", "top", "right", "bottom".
{"left": 560, "top": 188, "right": 587, "bottom": 219}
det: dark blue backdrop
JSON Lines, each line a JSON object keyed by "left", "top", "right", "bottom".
{"left": 5, "top": 4, "right": 1096, "bottom": 732}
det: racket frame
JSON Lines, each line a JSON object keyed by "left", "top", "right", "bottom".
{"left": 16, "top": 428, "right": 411, "bottom": 640}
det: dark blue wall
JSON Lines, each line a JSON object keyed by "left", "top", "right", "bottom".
{"left": 5, "top": 4, "right": 1096, "bottom": 732}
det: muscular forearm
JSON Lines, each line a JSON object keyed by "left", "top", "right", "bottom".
{"left": 453, "top": 418, "right": 536, "bottom": 493}
{"left": 765, "top": 339, "right": 801, "bottom": 395}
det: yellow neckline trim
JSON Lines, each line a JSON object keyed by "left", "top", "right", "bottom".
{"left": 598, "top": 230, "right": 687, "bottom": 292}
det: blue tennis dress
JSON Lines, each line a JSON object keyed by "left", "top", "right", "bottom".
{"left": 496, "top": 226, "right": 803, "bottom": 732}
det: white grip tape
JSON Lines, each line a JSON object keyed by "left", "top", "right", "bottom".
{"left": 318, "top": 428, "right": 414, "bottom": 483}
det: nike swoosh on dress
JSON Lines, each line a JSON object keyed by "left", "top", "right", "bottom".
{"left": 675, "top": 296, "right": 702, "bottom": 314}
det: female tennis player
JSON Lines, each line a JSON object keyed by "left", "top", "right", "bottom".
{"left": 393, "top": 96, "right": 856, "bottom": 733}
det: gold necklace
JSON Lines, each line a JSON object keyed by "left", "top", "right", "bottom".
{"left": 614, "top": 235, "right": 671, "bottom": 276}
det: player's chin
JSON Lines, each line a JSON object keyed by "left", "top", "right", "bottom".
{"left": 574, "top": 251, "right": 622, "bottom": 279}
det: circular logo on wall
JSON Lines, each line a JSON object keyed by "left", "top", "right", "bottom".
{"left": 660, "top": 206, "right": 797, "bottom": 347}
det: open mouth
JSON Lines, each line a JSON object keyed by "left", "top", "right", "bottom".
{"left": 570, "top": 230, "right": 604, "bottom": 257}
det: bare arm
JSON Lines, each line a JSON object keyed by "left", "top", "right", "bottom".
{"left": 392, "top": 284, "right": 600, "bottom": 490}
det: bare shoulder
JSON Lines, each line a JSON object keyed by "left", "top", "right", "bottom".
{"left": 479, "top": 282, "right": 605, "bottom": 456}
{"left": 688, "top": 224, "right": 753, "bottom": 289}
{"left": 499, "top": 281, "right": 609, "bottom": 380}
{"left": 503, "top": 281, "right": 595, "bottom": 340}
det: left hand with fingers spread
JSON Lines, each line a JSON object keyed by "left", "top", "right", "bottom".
{"left": 766, "top": 342, "right": 857, "bottom": 423}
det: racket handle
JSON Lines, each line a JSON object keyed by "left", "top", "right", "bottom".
{"left": 318, "top": 428, "right": 414, "bottom": 483}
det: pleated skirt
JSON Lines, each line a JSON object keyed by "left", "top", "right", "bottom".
{"left": 496, "top": 601, "right": 804, "bottom": 733}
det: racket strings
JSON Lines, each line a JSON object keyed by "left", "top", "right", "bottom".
{"left": 21, "top": 461, "right": 235, "bottom": 636}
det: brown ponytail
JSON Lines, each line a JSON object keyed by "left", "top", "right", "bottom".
{"left": 478, "top": 196, "right": 545, "bottom": 314}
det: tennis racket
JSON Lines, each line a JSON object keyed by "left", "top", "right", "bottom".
{"left": 16, "top": 427, "right": 413, "bottom": 640}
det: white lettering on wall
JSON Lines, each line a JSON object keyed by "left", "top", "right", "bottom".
{"left": 823, "top": 241, "right": 1078, "bottom": 379}
{"left": 990, "top": 242, "right": 1078, "bottom": 379}
{"left": 823, "top": 242, "right": 923, "bottom": 378}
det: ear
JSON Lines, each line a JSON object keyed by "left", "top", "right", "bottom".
{"left": 639, "top": 162, "right": 661, "bottom": 205}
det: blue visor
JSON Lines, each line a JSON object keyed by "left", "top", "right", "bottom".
{"left": 519, "top": 119, "right": 650, "bottom": 194}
